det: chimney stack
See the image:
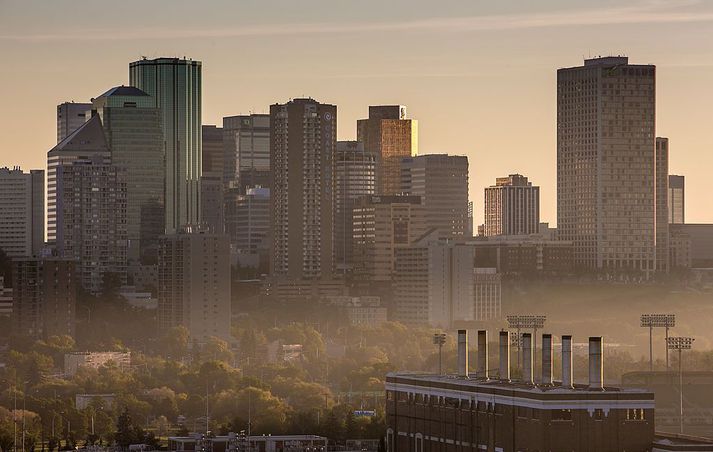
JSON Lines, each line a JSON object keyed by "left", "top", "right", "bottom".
{"left": 588, "top": 337, "right": 604, "bottom": 390}
{"left": 499, "top": 331, "right": 510, "bottom": 381}
{"left": 522, "top": 333, "right": 534, "bottom": 384}
{"left": 562, "top": 335, "right": 573, "bottom": 389}
{"left": 542, "top": 334, "right": 553, "bottom": 385}
{"left": 457, "top": 329, "right": 469, "bottom": 377}
{"left": 477, "top": 330, "right": 488, "bottom": 379}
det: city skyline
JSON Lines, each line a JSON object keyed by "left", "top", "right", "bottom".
{"left": 2, "top": 1, "right": 713, "bottom": 226}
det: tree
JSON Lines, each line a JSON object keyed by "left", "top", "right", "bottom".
{"left": 159, "top": 326, "right": 189, "bottom": 359}
{"left": 114, "top": 408, "right": 143, "bottom": 449}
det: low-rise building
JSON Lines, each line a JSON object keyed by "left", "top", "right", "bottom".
{"left": 64, "top": 351, "right": 131, "bottom": 376}
{"left": 168, "top": 433, "right": 327, "bottom": 452}
{"left": 75, "top": 393, "right": 116, "bottom": 410}
{"left": 262, "top": 278, "right": 346, "bottom": 302}
{"left": 325, "top": 296, "right": 388, "bottom": 327}
{"left": 470, "top": 235, "right": 574, "bottom": 275}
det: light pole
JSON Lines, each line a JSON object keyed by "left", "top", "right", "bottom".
{"left": 640, "top": 314, "right": 675, "bottom": 371}
{"left": 506, "top": 315, "right": 546, "bottom": 380}
{"left": 433, "top": 333, "right": 446, "bottom": 375}
{"left": 666, "top": 336, "right": 694, "bottom": 434}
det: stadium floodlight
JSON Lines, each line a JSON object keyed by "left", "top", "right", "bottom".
{"left": 640, "top": 314, "right": 676, "bottom": 371}
{"left": 506, "top": 315, "right": 546, "bottom": 380}
{"left": 433, "top": 333, "right": 447, "bottom": 375}
{"left": 667, "top": 336, "right": 694, "bottom": 434}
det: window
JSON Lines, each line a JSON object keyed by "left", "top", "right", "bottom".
{"left": 626, "top": 408, "right": 645, "bottom": 421}
{"left": 552, "top": 409, "right": 572, "bottom": 421}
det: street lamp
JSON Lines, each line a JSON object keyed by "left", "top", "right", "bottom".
{"left": 667, "top": 336, "right": 694, "bottom": 434}
{"left": 433, "top": 333, "right": 446, "bottom": 375}
{"left": 640, "top": 314, "right": 676, "bottom": 371}
{"left": 506, "top": 315, "right": 546, "bottom": 379}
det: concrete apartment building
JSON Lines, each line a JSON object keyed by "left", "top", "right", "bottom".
{"left": 158, "top": 228, "right": 231, "bottom": 345}
{"left": 401, "top": 154, "right": 469, "bottom": 239}
{"left": 557, "top": 56, "right": 657, "bottom": 276}
{"left": 56, "top": 102, "right": 90, "bottom": 143}
{"left": 269, "top": 98, "right": 337, "bottom": 281}
{"left": 0, "top": 167, "right": 44, "bottom": 258}
{"left": 668, "top": 175, "right": 685, "bottom": 225}
{"left": 357, "top": 105, "right": 418, "bottom": 195}
{"left": 223, "top": 114, "right": 271, "bottom": 192}
{"left": 484, "top": 174, "right": 540, "bottom": 237}
{"left": 473, "top": 267, "right": 501, "bottom": 321}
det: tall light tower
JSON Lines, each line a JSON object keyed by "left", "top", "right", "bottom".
{"left": 506, "top": 315, "right": 546, "bottom": 379}
{"left": 433, "top": 333, "right": 447, "bottom": 375}
{"left": 666, "top": 336, "right": 694, "bottom": 434}
{"left": 640, "top": 314, "right": 676, "bottom": 371}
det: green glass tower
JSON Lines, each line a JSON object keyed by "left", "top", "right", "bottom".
{"left": 129, "top": 57, "right": 202, "bottom": 234}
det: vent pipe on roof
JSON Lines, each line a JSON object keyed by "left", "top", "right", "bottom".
{"left": 477, "top": 330, "right": 488, "bottom": 380}
{"left": 499, "top": 331, "right": 510, "bottom": 381}
{"left": 522, "top": 333, "right": 534, "bottom": 384}
{"left": 457, "top": 329, "right": 469, "bottom": 377}
{"left": 562, "top": 335, "right": 573, "bottom": 389}
{"left": 542, "top": 334, "right": 553, "bottom": 385}
{"left": 589, "top": 337, "right": 604, "bottom": 390}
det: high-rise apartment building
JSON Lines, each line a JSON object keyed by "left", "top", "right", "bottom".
{"left": 158, "top": 228, "right": 231, "bottom": 344}
{"left": 223, "top": 114, "right": 270, "bottom": 192}
{"left": 668, "top": 175, "right": 685, "bottom": 224}
{"left": 201, "top": 125, "right": 225, "bottom": 233}
{"left": 12, "top": 257, "right": 76, "bottom": 339}
{"left": 484, "top": 174, "right": 540, "bottom": 237}
{"left": 557, "top": 57, "right": 656, "bottom": 275}
{"left": 225, "top": 186, "right": 270, "bottom": 269}
{"left": 202, "top": 125, "right": 224, "bottom": 178}
{"left": 47, "top": 115, "right": 111, "bottom": 244}
{"left": 0, "top": 167, "right": 44, "bottom": 258}
{"left": 357, "top": 105, "right": 417, "bottom": 195}
{"left": 56, "top": 157, "right": 127, "bottom": 294}
{"left": 655, "top": 137, "right": 669, "bottom": 273}
{"left": 473, "top": 267, "right": 501, "bottom": 321}
{"left": 269, "top": 98, "right": 336, "bottom": 280}
{"left": 401, "top": 154, "right": 469, "bottom": 239}
{"left": 335, "top": 141, "right": 376, "bottom": 273}
{"left": 57, "top": 102, "right": 90, "bottom": 143}
{"left": 129, "top": 57, "right": 202, "bottom": 234}
{"left": 92, "top": 86, "right": 164, "bottom": 262}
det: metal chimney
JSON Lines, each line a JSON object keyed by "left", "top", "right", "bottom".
{"left": 562, "top": 335, "right": 573, "bottom": 389}
{"left": 542, "top": 334, "right": 553, "bottom": 385}
{"left": 457, "top": 329, "right": 469, "bottom": 377}
{"left": 522, "top": 333, "right": 533, "bottom": 384}
{"left": 499, "top": 331, "right": 510, "bottom": 381}
{"left": 477, "top": 330, "right": 488, "bottom": 379}
{"left": 588, "top": 336, "right": 604, "bottom": 390}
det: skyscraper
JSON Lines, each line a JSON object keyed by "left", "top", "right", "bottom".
{"left": 357, "top": 105, "right": 417, "bottom": 195}
{"left": 56, "top": 102, "right": 90, "bottom": 143}
{"left": 401, "top": 154, "right": 469, "bottom": 239}
{"left": 668, "top": 175, "right": 685, "bottom": 224}
{"left": 269, "top": 98, "right": 336, "bottom": 280}
{"left": 223, "top": 114, "right": 270, "bottom": 192}
{"left": 655, "top": 137, "right": 669, "bottom": 273}
{"left": 484, "top": 174, "right": 540, "bottom": 237}
{"left": 129, "top": 57, "right": 202, "bottom": 234}
{"left": 0, "top": 167, "right": 44, "bottom": 258}
{"left": 92, "top": 86, "right": 164, "bottom": 263}
{"left": 225, "top": 186, "right": 270, "bottom": 269}
{"left": 557, "top": 57, "right": 656, "bottom": 275}
{"left": 201, "top": 125, "right": 224, "bottom": 233}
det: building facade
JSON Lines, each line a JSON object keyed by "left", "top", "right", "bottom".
{"left": 225, "top": 186, "right": 270, "bottom": 269}
{"left": 0, "top": 277, "right": 12, "bottom": 316}
{"left": 668, "top": 175, "right": 685, "bottom": 225}
{"left": 484, "top": 174, "right": 540, "bottom": 237}
{"left": 473, "top": 267, "right": 501, "bottom": 321}
{"left": 223, "top": 114, "right": 270, "bottom": 192}
{"left": 655, "top": 137, "right": 670, "bottom": 273}
{"left": 129, "top": 57, "right": 202, "bottom": 234}
{"left": 269, "top": 98, "right": 336, "bottom": 280}
{"left": 57, "top": 102, "right": 90, "bottom": 143}
{"left": 0, "top": 167, "right": 44, "bottom": 258}
{"left": 557, "top": 57, "right": 656, "bottom": 275}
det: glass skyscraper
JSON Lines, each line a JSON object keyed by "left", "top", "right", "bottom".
{"left": 129, "top": 57, "right": 202, "bottom": 234}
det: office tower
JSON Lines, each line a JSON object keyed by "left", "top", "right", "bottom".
{"left": 484, "top": 174, "right": 540, "bottom": 237}
{"left": 473, "top": 267, "right": 501, "bottom": 321}
{"left": 335, "top": 141, "right": 376, "bottom": 273}
{"left": 56, "top": 157, "right": 127, "bottom": 294}
{"left": 352, "top": 195, "right": 426, "bottom": 281}
{"left": 129, "top": 57, "right": 202, "bottom": 234}
{"left": 47, "top": 115, "right": 111, "bottom": 244}
{"left": 158, "top": 228, "right": 231, "bottom": 344}
{"left": 557, "top": 57, "right": 656, "bottom": 275}
{"left": 12, "top": 257, "right": 76, "bottom": 339}
{"left": 201, "top": 125, "right": 225, "bottom": 233}
{"left": 401, "top": 154, "right": 469, "bottom": 238}
{"left": 0, "top": 167, "right": 44, "bottom": 258}
{"left": 57, "top": 102, "right": 90, "bottom": 143}
{"left": 92, "top": 86, "right": 164, "bottom": 263}
{"left": 655, "top": 138, "right": 669, "bottom": 273}
{"left": 223, "top": 114, "right": 270, "bottom": 192}
{"left": 225, "top": 186, "right": 270, "bottom": 269}
{"left": 357, "top": 105, "right": 417, "bottom": 195}
{"left": 668, "top": 175, "right": 685, "bottom": 224}
{"left": 269, "top": 98, "right": 337, "bottom": 280}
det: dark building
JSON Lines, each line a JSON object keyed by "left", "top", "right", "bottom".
{"left": 470, "top": 238, "right": 574, "bottom": 275}
{"left": 201, "top": 125, "right": 225, "bottom": 233}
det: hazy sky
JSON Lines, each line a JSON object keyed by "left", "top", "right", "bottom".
{"left": 1, "top": 0, "right": 712, "bottom": 225}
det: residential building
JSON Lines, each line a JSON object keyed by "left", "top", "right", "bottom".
{"left": 484, "top": 174, "right": 540, "bottom": 237}
{"left": 224, "top": 186, "right": 269, "bottom": 269}
{"left": 269, "top": 98, "right": 336, "bottom": 280}
{"left": 56, "top": 102, "right": 90, "bottom": 143}
{"left": 669, "top": 225, "right": 692, "bottom": 270}
{"left": 557, "top": 56, "right": 656, "bottom": 275}
{"left": 357, "top": 105, "right": 418, "bottom": 195}
{"left": 393, "top": 244, "right": 429, "bottom": 324}
{"left": 0, "top": 277, "right": 12, "bottom": 316}
{"left": 473, "top": 268, "right": 501, "bottom": 321}
{"left": 47, "top": 115, "right": 111, "bottom": 244}
{"left": 261, "top": 278, "right": 346, "bottom": 303}
{"left": 64, "top": 351, "right": 131, "bottom": 376}
{"left": 12, "top": 257, "right": 76, "bottom": 339}
{"left": 335, "top": 141, "right": 376, "bottom": 274}
{"left": 223, "top": 114, "right": 270, "bottom": 191}
{"left": 91, "top": 86, "right": 164, "bottom": 263}
{"left": 158, "top": 228, "right": 231, "bottom": 344}
{"left": 0, "top": 167, "right": 44, "bottom": 258}
{"left": 201, "top": 125, "right": 225, "bottom": 233}
{"left": 656, "top": 138, "right": 670, "bottom": 273}
{"left": 324, "top": 296, "right": 388, "bottom": 327}
{"left": 401, "top": 154, "right": 469, "bottom": 239}
{"left": 668, "top": 175, "right": 685, "bottom": 224}
{"left": 129, "top": 57, "right": 202, "bottom": 234}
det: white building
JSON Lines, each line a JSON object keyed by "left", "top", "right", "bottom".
{"left": 484, "top": 174, "right": 540, "bottom": 237}
{"left": 0, "top": 167, "right": 44, "bottom": 258}
{"left": 64, "top": 352, "right": 131, "bottom": 376}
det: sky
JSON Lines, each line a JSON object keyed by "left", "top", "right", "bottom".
{"left": 1, "top": 0, "right": 712, "bottom": 226}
